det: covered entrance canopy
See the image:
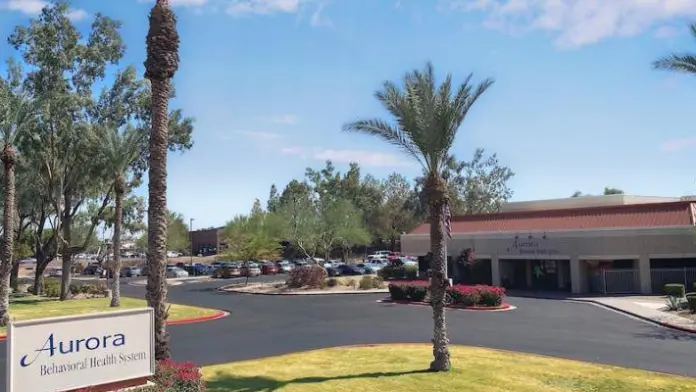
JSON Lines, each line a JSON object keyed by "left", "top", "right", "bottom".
{"left": 401, "top": 195, "right": 696, "bottom": 294}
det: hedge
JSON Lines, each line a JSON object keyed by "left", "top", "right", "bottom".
{"left": 76, "top": 359, "right": 205, "bottom": 392}
{"left": 664, "top": 283, "right": 686, "bottom": 298}
{"left": 388, "top": 281, "right": 506, "bottom": 307}
{"left": 379, "top": 264, "right": 418, "bottom": 280}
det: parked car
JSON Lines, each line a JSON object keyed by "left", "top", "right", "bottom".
{"left": 120, "top": 266, "right": 142, "bottom": 277}
{"left": 212, "top": 263, "right": 241, "bottom": 279}
{"left": 140, "top": 265, "right": 149, "bottom": 276}
{"left": 82, "top": 264, "right": 102, "bottom": 275}
{"left": 241, "top": 263, "right": 262, "bottom": 277}
{"left": 166, "top": 267, "right": 189, "bottom": 278}
{"left": 327, "top": 264, "right": 365, "bottom": 276}
{"left": 365, "top": 259, "right": 387, "bottom": 272}
{"left": 48, "top": 268, "right": 63, "bottom": 277}
{"left": 261, "top": 263, "right": 278, "bottom": 275}
{"left": 275, "top": 260, "right": 294, "bottom": 273}
{"left": 357, "top": 263, "right": 375, "bottom": 274}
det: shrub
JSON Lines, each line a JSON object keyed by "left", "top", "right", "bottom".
{"left": 686, "top": 292, "right": 696, "bottom": 314}
{"left": 371, "top": 275, "right": 384, "bottom": 288}
{"left": 388, "top": 281, "right": 429, "bottom": 302}
{"left": 445, "top": 284, "right": 506, "bottom": 307}
{"left": 286, "top": 265, "right": 327, "bottom": 289}
{"left": 664, "top": 284, "right": 685, "bottom": 298}
{"left": 359, "top": 276, "right": 374, "bottom": 290}
{"left": 327, "top": 278, "right": 339, "bottom": 287}
{"left": 379, "top": 264, "right": 418, "bottom": 280}
{"left": 76, "top": 359, "right": 205, "bottom": 392}
{"left": 665, "top": 295, "right": 681, "bottom": 311}
{"left": 43, "top": 279, "right": 61, "bottom": 298}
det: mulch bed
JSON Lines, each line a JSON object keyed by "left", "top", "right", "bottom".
{"left": 381, "top": 299, "right": 512, "bottom": 311}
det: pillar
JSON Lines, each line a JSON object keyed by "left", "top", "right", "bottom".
{"left": 491, "top": 256, "right": 500, "bottom": 286}
{"left": 525, "top": 260, "right": 532, "bottom": 288}
{"left": 570, "top": 256, "right": 582, "bottom": 294}
{"left": 638, "top": 254, "right": 651, "bottom": 294}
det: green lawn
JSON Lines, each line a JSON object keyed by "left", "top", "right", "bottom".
{"left": 2, "top": 295, "right": 220, "bottom": 334}
{"left": 203, "top": 344, "right": 696, "bottom": 392}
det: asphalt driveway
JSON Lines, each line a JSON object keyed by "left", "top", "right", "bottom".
{"left": 1, "top": 277, "right": 695, "bottom": 390}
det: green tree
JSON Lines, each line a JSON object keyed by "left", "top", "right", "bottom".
{"left": 381, "top": 173, "right": 418, "bottom": 250}
{"left": 654, "top": 24, "right": 696, "bottom": 74}
{"left": 91, "top": 124, "right": 143, "bottom": 307}
{"left": 0, "top": 59, "right": 36, "bottom": 325}
{"left": 323, "top": 199, "right": 371, "bottom": 260}
{"left": 275, "top": 195, "right": 322, "bottom": 260}
{"left": 603, "top": 187, "right": 624, "bottom": 195}
{"left": 223, "top": 204, "right": 281, "bottom": 262}
{"left": 167, "top": 211, "right": 190, "bottom": 255}
{"left": 267, "top": 184, "right": 280, "bottom": 212}
{"left": 343, "top": 62, "right": 493, "bottom": 371}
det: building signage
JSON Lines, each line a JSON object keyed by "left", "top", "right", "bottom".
{"left": 507, "top": 237, "right": 559, "bottom": 256}
{"left": 7, "top": 308, "right": 155, "bottom": 392}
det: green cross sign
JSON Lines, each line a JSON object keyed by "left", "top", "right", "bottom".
{"left": 533, "top": 265, "right": 544, "bottom": 278}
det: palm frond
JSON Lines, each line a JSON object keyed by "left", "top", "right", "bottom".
{"left": 342, "top": 119, "right": 426, "bottom": 168}
{"left": 653, "top": 53, "right": 696, "bottom": 74}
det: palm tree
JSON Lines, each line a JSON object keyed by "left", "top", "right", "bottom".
{"left": 654, "top": 24, "right": 696, "bottom": 73}
{"left": 94, "top": 125, "right": 142, "bottom": 307}
{"left": 0, "top": 74, "right": 34, "bottom": 326}
{"left": 145, "top": 0, "right": 180, "bottom": 360}
{"left": 343, "top": 62, "right": 493, "bottom": 371}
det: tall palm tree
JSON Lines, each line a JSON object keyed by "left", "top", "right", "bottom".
{"left": 654, "top": 24, "right": 696, "bottom": 73}
{"left": 94, "top": 125, "right": 142, "bottom": 307}
{"left": 145, "top": 0, "right": 179, "bottom": 360}
{"left": 343, "top": 62, "right": 493, "bottom": 371}
{"left": 0, "top": 76, "right": 35, "bottom": 326}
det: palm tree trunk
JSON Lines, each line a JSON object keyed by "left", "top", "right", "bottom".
{"left": 424, "top": 175, "right": 451, "bottom": 372}
{"left": 0, "top": 146, "right": 17, "bottom": 327}
{"left": 146, "top": 78, "right": 172, "bottom": 360}
{"left": 110, "top": 178, "right": 125, "bottom": 307}
{"left": 145, "top": 0, "right": 179, "bottom": 360}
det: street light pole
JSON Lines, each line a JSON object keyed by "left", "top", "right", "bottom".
{"left": 189, "top": 218, "right": 195, "bottom": 268}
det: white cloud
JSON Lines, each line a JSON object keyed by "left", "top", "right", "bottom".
{"left": 226, "top": 0, "right": 302, "bottom": 15}
{"left": 1, "top": 0, "right": 88, "bottom": 20}
{"left": 655, "top": 25, "right": 681, "bottom": 39}
{"left": 1, "top": 0, "right": 45, "bottom": 14}
{"left": 310, "top": 3, "right": 332, "bottom": 28}
{"left": 268, "top": 114, "right": 298, "bottom": 124}
{"left": 660, "top": 136, "right": 696, "bottom": 152}
{"left": 226, "top": 131, "right": 284, "bottom": 142}
{"left": 138, "top": 0, "right": 209, "bottom": 6}
{"left": 67, "top": 8, "right": 88, "bottom": 21}
{"left": 440, "top": 0, "right": 696, "bottom": 48}
{"left": 282, "top": 147, "right": 413, "bottom": 167}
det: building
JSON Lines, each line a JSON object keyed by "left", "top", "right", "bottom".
{"left": 400, "top": 195, "right": 696, "bottom": 295}
{"left": 190, "top": 227, "right": 227, "bottom": 256}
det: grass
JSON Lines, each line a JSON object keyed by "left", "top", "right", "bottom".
{"left": 2, "top": 295, "right": 220, "bottom": 334}
{"left": 202, "top": 344, "right": 696, "bottom": 392}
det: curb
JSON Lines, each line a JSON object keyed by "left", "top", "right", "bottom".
{"left": 0, "top": 311, "right": 230, "bottom": 341}
{"left": 377, "top": 299, "right": 515, "bottom": 312}
{"left": 166, "top": 310, "right": 229, "bottom": 325}
{"left": 568, "top": 299, "right": 696, "bottom": 334}
{"left": 219, "top": 285, "right": 388, "bottom": 296}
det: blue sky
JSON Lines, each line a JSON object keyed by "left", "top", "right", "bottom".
{"left": 2, "top": 0, "right": 696, "bottom": 229}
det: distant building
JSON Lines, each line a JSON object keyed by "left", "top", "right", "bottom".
{"left": 190, "top": 227, "right": 227, "bottom": 256}
{"left": 401, "top": 195, "right": 696, "bottom": 295}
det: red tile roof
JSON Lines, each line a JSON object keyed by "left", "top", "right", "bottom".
{"left": 408, "top": 201, "right": 696, "bottom": 235}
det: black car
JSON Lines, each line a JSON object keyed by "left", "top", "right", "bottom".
{"left": 327, "top": 264, "right": 365, "bottom": 276}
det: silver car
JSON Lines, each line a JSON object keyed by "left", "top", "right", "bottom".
{"left": 166, "top": 267, "right": 189, "bottom": 278}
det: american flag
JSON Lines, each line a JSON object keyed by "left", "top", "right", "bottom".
{"left": 443, "top": 203, "right": 452, "bottom": 239}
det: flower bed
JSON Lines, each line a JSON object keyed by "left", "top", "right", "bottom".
{"left": 77, "top": 359, "right": 205, "bottom": 391}
{"left": 388, "top": 281, "right": 506, "bottom": 308}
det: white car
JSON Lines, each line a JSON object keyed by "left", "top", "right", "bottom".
{"left": 48, "top": 268, "right": 63, "bottom": 277}
{"left": 166, "top": 267, "right": 189, "bottom": 278}
{"left": 166, "top": 251, "right": 183, "bottom": 258}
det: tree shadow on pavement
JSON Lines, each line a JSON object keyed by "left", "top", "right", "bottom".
{"left": 633, "top": 327, "right": 696, "bottom": 342}
{"left": 205, "top": 369, "right": 430, "bottom": 392}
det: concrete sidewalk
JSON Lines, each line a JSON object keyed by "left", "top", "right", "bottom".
{"left": 572, "top": 296, "right": 696, "bottom": 333}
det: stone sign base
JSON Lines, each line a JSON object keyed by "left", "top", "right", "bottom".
{"left": 65, "top": 377, "right": 151, "bottom": 392}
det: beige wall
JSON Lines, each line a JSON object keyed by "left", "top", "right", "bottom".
{"left": 402, "top": 227, "right": 696, "bottom": 260}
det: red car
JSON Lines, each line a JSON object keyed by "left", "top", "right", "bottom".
{"left": 387, "top": 252, "right": 401, "bottom": 262}
{"left": 261, "top": 262, "right": 279, "bottom": 275}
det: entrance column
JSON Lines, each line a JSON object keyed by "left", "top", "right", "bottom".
{"left": 638, "top": 254, "right": 651, "bottom": 294}
{"left": 525, "top": 260, "right": 532, "bottom": 288}
{"left": 491, "top": 256, "right": 500, "bottom": 286}
{"left": 570, "top": 256, "right": 582, "bottom": 294}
